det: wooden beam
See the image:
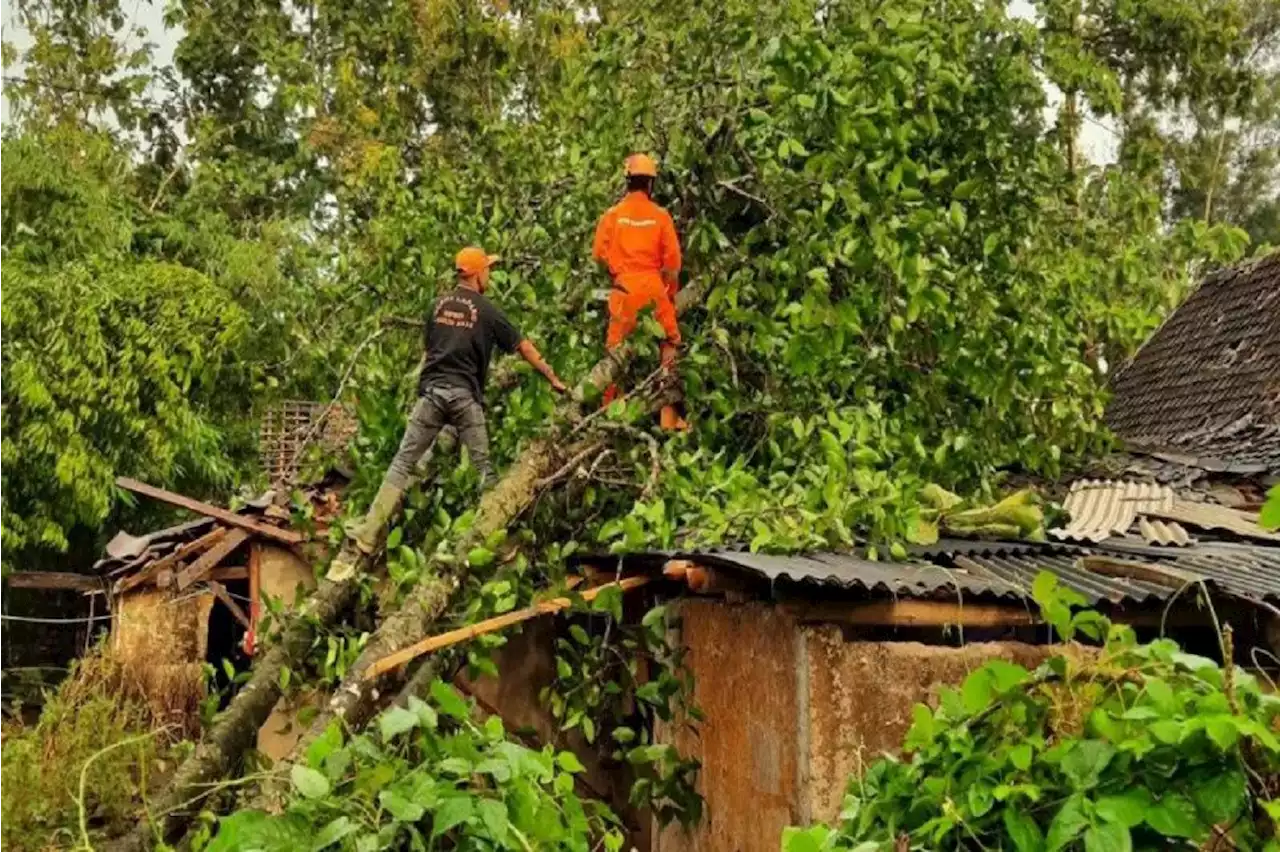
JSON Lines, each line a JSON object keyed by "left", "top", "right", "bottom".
{"left": 114, "top": 527, "right": 229, "bottom": 595}
{"left": 6, "top": 572, "right": 102, "bottom": 592}
{"left": 363, "top": 576, "right": 652, "bottom": 681}
{"left": 782, "top": 599, "right": 1040, "bottom": 627}
{"left": 115, "top": 477, "right": 302, "bottom": 545}
{"left": 210, "top": 565, "right": 249, "bottom": 582}
{"left": 176, "top": 529, "right": 251, "bottom": 591}
{"left": 1080, "top": 555, "right": 1199, "bottom": 591}
{"left": 208, "top": 581, "right": 252, "bottom": 630}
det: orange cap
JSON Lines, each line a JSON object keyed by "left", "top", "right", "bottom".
{"left": 455, "top": 246, "right": 500, "bottom": 277}
{"left": 624, "top": 153, "right": 658, "bottom": 178}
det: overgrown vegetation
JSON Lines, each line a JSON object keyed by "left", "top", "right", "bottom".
{"left": 4, "top": 0, "right": 1280, "bottom": 847}
{"left": 1, "top": 652, "right": 185, "bottom": 848}
{"left": 784, "top": 573, "right": 1280, "bottom": 851}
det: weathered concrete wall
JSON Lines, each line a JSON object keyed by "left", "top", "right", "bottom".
{"left": 800, "top": 627, "right": 1054, "bottom": 824}
{"left": 654, "top": 599, "right": 802, "bottom": 852}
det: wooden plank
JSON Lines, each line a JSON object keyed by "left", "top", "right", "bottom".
{"left": 115, "top": 477, "right": 302, "bottom": 545}
{"left": 245, "top": 542, "right": 262, "bottom": 656}
{"left": 782, "top": 599, "right": 1040, "bottom": 627}
{"left": 6, "top": 572, "right": 102, "bottom": 592}
{"left": 1080, "top": 555, "right": 1200, "bottom": 591}
{"left": 176, "top": 529, "right": 251, "bottom": 591}
{"left": 364, "top": 576, "right": 652, "bottom": 681}
{"left": 208, "top": 581, "right": 252, "bottom": 630}
{"left": 211, "top": 565, "right": 249, "bottom": 582}
{"left": 114, "top": 527, "right": 229, "bottom": 595}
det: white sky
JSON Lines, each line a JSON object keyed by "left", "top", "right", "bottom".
{"left": 1, "top": 0, "right": 1118, "bottom": 163}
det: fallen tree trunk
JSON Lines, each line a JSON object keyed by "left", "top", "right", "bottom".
{"left": 131, "top": 282, "right": 705, "bottom": 846}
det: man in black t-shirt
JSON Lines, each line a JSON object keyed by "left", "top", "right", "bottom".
{"left": 345, "top": 246, "right": 568, "bottom": 556}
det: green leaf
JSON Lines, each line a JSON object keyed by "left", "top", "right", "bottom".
{"left": 961, "top": 669, "right": 993, "bottom": 713}
{"left": 1259, "top": 485, "right": 1280, "bottom": 531}
{"left": 1047, "top": 794, "right": 1088, "bottom": 851}
{"left": 1060, "top": 740, "right": 1115, "bottom": 788}
{"left": 558, "top": 750, "right": 586, "bottom": 773}
{"left": 312, "top": 816, "right": 358, "bottom": 850}
{"left": 782, "top": 825, "right": 832, "bottom": 852}
{"left": 378, "top": 705, "right": 420, "bottom": 742}
{"left": 1204, "top": 715, "right": 1240, "bottom": 751}
{"left": 569, "top": 624, "right": 592, "bottom": 645}
{"left": 1004, "top": 806, "right": 1045, "bottom": 852}
{"left": 953, "top": 178, "right": 979, "bottom": 199}
{"left": 430, "top": 679, "right": 471, "bottom": 720}
{"left": 1084, "top": 820, "right": 1131, "bottom": 852}
{"left": 477, "top": 798, "right": 508, "bottom": 842}
{"left": 207, "top": 811, "right": 312, "bottom": 852}
{"left": 306, "top": 721, "right": 343, "bottom": 770}
{"left": 1145, "top": 793, "right": 1204, "bottom": 839}
{"left": 432, "top": 795, "right": 475, "bottom": 837}
{"left": 407, "top": 695, "right": 438, "bottom": 730}
{"left": 1010, "top": 743, "right": 1033, "bottom": 771}
{"left": 1191, "top": 769, "right": 1246, "bottom": 824}
{"left": 1095, "top": 789, "right": 1152, "bottom": 828}
{"left": 467, "top": 546, "right": 495, "bottom": 568}
{"left": 386, "top": 526, "right": 403, "bottom": 550}
{"left": 379, "top": 789, "right": 425, "bottom": 822}
{"left": 291, "top": 764, "right": 331, "bottom": 800}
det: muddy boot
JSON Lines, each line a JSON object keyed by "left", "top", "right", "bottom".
{"left": 343, "top": 483, "right": 405, "bottom": 556}
{"left": 659, "top": 405, "right": 688, "bottom": 432}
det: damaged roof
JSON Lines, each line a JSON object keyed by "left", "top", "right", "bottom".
{"left": 1105, "top": 251, "right": 1280, "bottom": 473}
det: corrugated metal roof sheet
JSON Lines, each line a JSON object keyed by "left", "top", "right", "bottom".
{"left": 1105, "top": 251, "right": 1280, "bottom": 473}
{"left": 573, "top": 539, "right": 1280, "bottom": 607}
{"left": 1051, "top": 479, "right": 1174, "bottom": 542}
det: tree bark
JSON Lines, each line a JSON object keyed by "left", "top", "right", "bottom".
{"left": 134, "top": 280, "right": 706, "bottom": 847}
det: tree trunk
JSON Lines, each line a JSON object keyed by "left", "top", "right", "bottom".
{"left": 134, "top": 280, "right": 706, "bottom": 847}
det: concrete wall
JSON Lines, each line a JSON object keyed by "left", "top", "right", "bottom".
{"left": 655, "top": 599, "right": 1055, "bottom": 850}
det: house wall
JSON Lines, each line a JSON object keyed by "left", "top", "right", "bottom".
{"left": 799, "top": 627, "right": 1053, "bottom": 823}
{"left": 654, "top": 599, "right": 1057, "bottom": 850}
{"left": 654, "top": 599, "right": 803, "bottom": 852}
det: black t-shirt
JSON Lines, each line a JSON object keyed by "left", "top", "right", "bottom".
{"left": 417, "top": 287, "right": 523, "bottom": 403}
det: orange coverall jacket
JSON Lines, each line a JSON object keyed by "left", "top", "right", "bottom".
{"left": 592, "top": 191, "right": 682, "bottom": 349}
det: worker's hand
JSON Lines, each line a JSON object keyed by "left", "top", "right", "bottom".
{"left": 550, "top": 376, "right": 569, "bottom": 395}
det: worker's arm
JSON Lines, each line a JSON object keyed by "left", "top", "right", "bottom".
{"left": 660, "top": 212, "right": 682, "bottom": 301}
{"left": 517, "top": 339, "right": 568, "bottom": 394}
{"left": 591, "top": 211, "right": 613, "bottom": 273}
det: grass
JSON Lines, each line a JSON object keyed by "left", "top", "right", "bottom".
{"left": 2, "top": 649, "right": 190, "bottom": 850}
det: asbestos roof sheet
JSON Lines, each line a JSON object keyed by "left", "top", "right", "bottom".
{"left": 1105, "top": 251, "right": 1280, "bottom": 474}
{"left": 1144, "top": 500, "right": 1280, "bottom": 543}
{"left": 1136, "top": 517, "right": 1194, "bottom": 547}
{"left": 1051, "top": 479, "right": 1174, "bottom": 543}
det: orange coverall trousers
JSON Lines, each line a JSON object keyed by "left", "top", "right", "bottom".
{"left": 603, "top": 272, "right": 681, "bottom": 406}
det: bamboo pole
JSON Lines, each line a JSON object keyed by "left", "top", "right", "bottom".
{"left": 364, "top": 575, "right": 651, "bottom": 681}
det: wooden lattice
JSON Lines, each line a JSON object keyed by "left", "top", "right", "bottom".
{"left": 259, "top": 401, "right": 357, "bottom": 485}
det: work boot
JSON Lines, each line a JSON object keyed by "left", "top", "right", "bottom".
{"left": 659, "top": 405, "right": 689, "bottom": 432}
{"left": 343, "top": 483, "right": 405, "bottom": 555}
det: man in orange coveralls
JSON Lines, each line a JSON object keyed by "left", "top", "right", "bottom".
{"left": 592, "top": 153, "right": 687, "bottom": 431}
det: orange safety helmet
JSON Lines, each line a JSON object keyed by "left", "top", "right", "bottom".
{"left": 624, "top": 153, "right": 658, "bottom": 178}
{"left": 455, "top": 246, "right": 500, "bottom": 277}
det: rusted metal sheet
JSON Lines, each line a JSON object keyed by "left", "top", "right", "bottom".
{"left": 1050, "top": 479, "right": 1174, "bottom": 543}
{"left": 653, "top": 600, "right": 801, "bottom": 852}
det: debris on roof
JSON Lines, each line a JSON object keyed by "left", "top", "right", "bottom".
{"left": 1143, "top": 500, "right": 1280, "bottom": 543}
{"left": 1105, "top": 251, "right": 1280, "bottom": 474}
{"left": 1051, "top": 479, "right": 1174, "bottom": 543}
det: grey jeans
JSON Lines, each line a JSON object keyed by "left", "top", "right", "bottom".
{"left": 384, "top": 386, "right": 490, "bottom": 489}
